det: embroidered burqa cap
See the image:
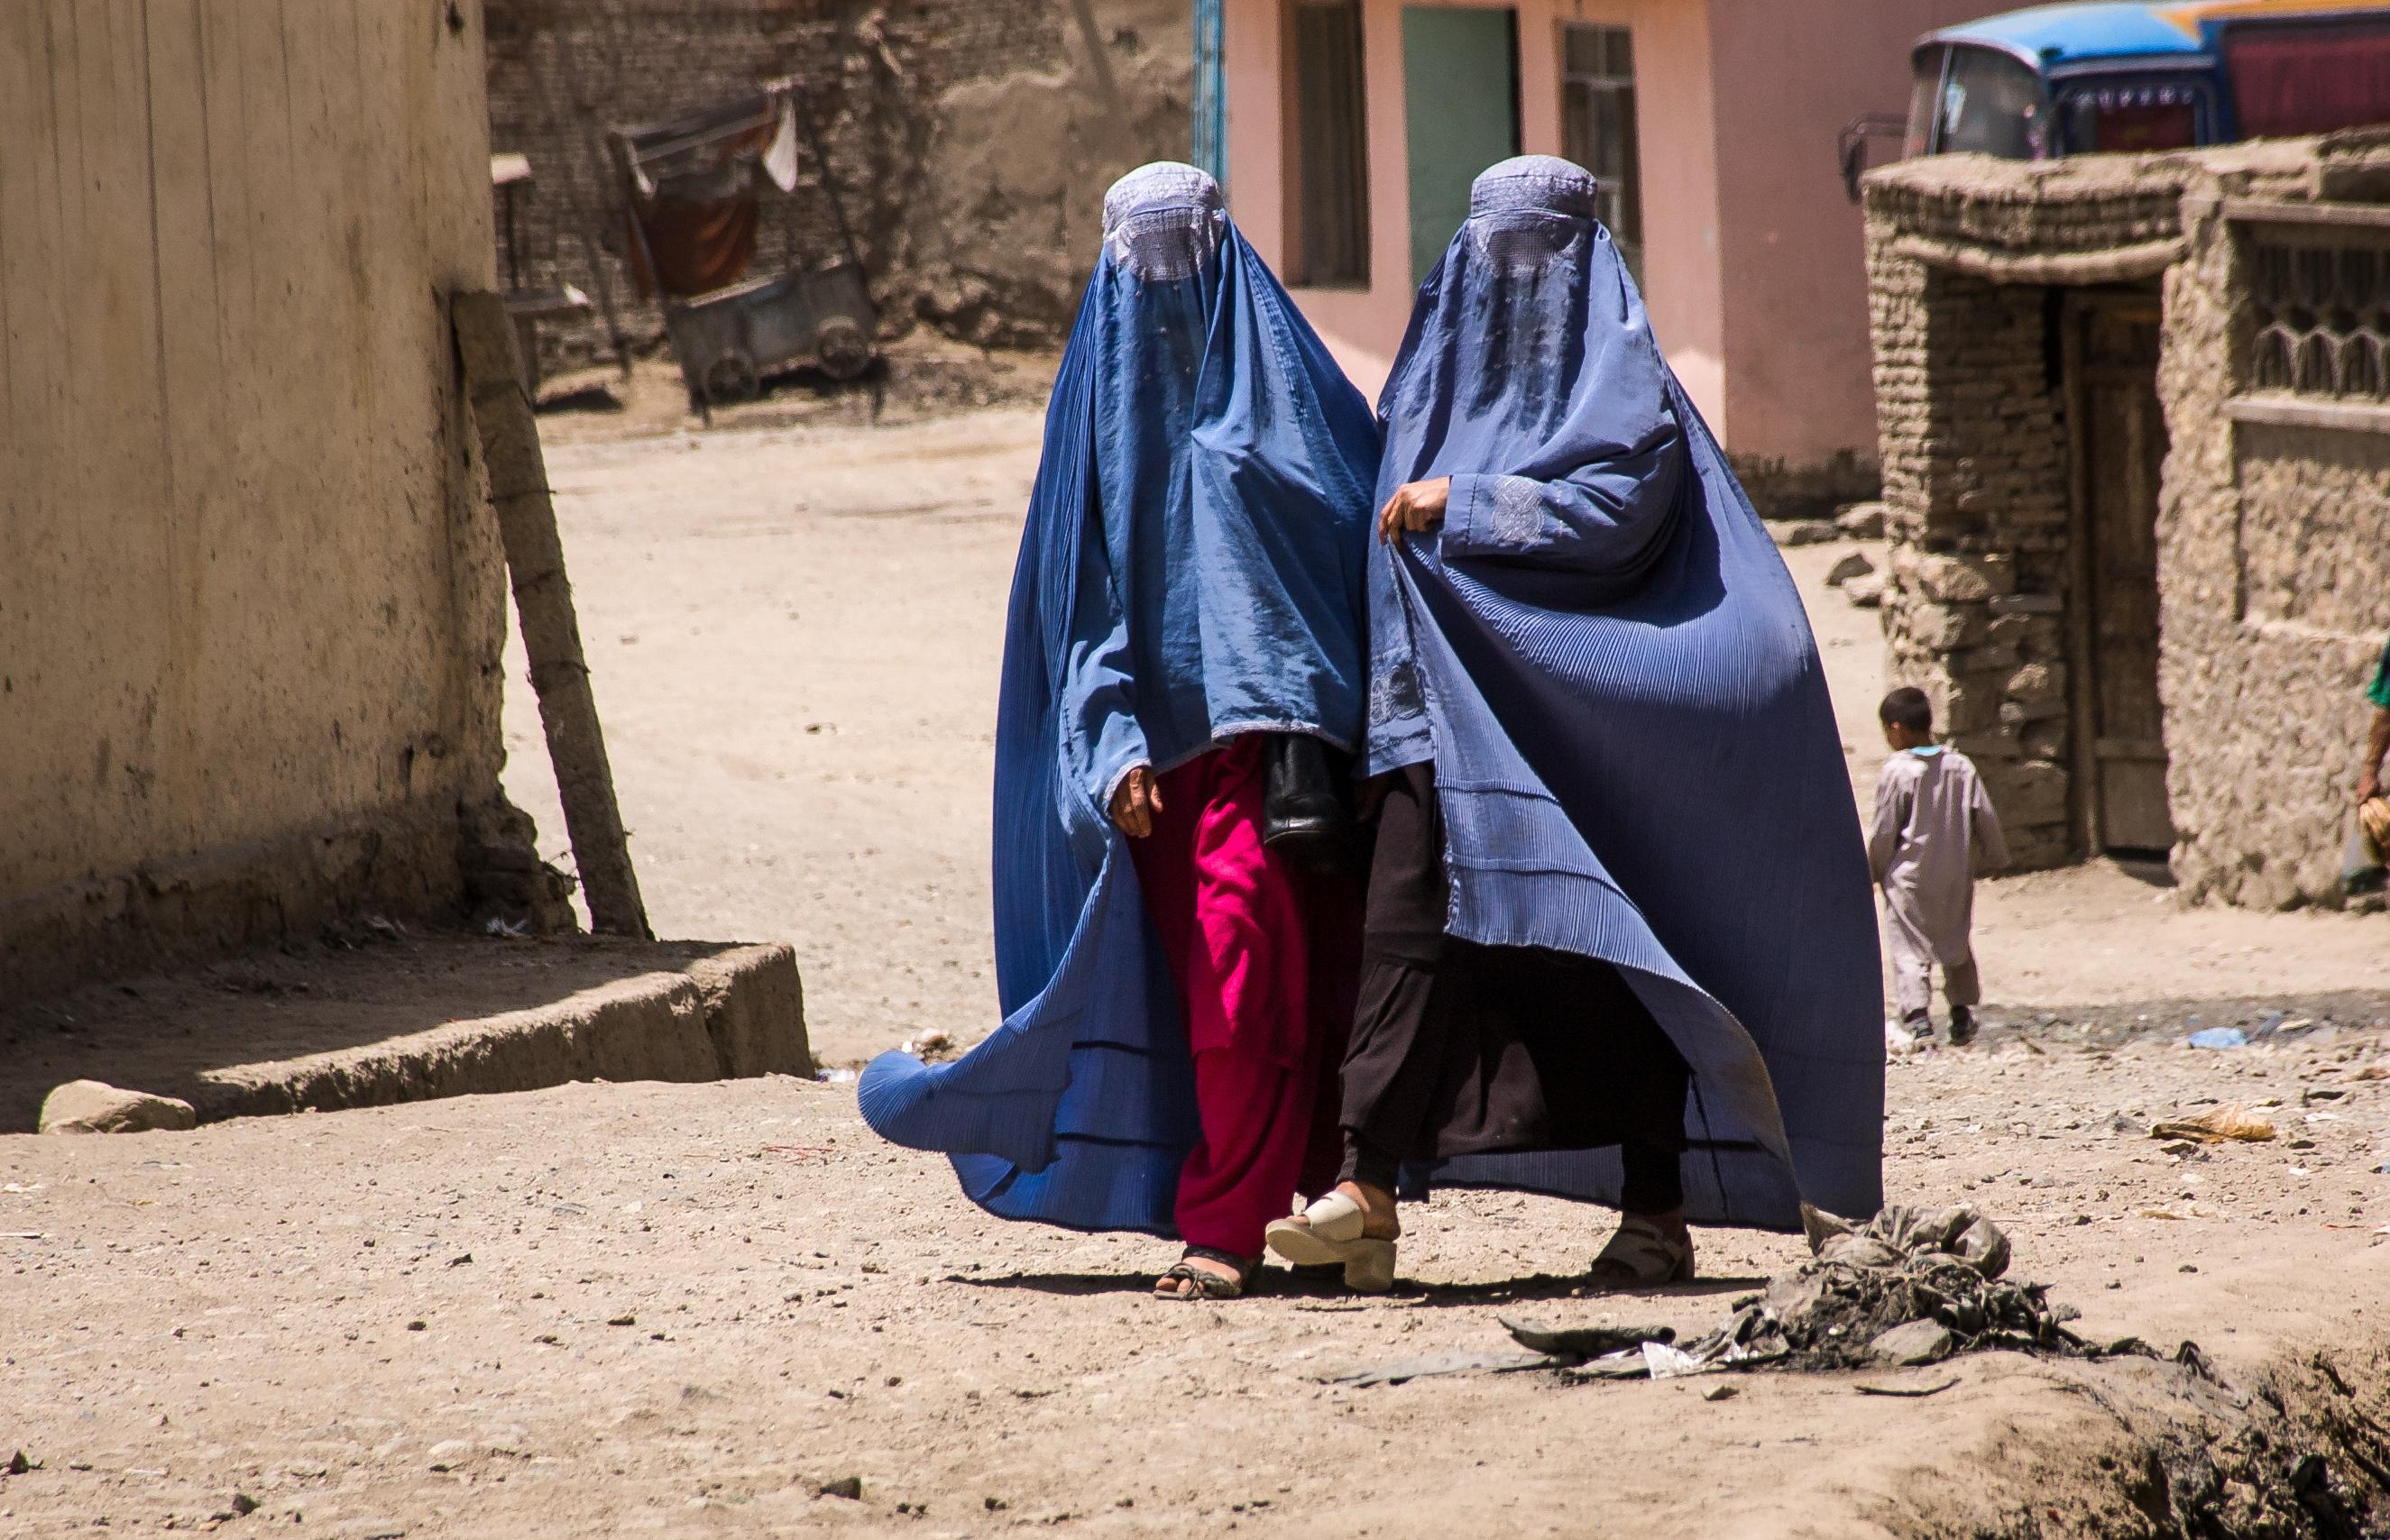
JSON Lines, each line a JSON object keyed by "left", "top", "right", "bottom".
{"left": 857, "top": 163, "right": 1382, "bottom": 1234}
{"left": 1368, "top": 155, "right": 1884, "bottom": 1228}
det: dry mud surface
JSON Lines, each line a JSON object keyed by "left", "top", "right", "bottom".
{"left": 6, "top": 395, "right": 2389, "bottom": 1537}
{"left": 1, "top": 1040, "right": 2385, "bottom": 1539}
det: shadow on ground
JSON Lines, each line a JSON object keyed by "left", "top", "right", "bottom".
{"left": 0, "top": 929, "right": 761, "bottom": 1132}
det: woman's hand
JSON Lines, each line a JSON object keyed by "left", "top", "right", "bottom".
{"left": 1109, "top": 765, "right": 1163, "bottom": 838}
{"left": 1377, "top": 477, "right": 1450, "bottom": 544}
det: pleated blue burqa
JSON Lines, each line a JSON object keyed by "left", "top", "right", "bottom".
{"left": 856, "top": 164, "right": 1381, "bottom": 1235}
{"left": 1371, "top": 158, "right": 1883, "bottom": 1229}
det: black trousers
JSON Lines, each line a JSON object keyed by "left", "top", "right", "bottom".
{"left": 1337, "top": 765, "right": 1689, "bottom": 1215}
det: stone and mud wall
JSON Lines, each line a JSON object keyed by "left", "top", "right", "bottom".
{"left": 1863, "top": 142, "right": 2390, "bottom": 903}
{"left": 482, "top": 0, "right": 1192, "bottom": 364}
{"left": 0, "top": 1, "right": 546, "bottom": 1000}
{"left": 1864, "top": 160, "right": 2187, "bottom": 871}
{"left": 2160, "top": 170, "right": 2390, "bottom": 908}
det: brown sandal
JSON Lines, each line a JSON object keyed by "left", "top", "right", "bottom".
{"left": 1154, "top": 1246, "right": 1258, "bottom": 1301}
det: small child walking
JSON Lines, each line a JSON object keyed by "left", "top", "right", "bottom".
{"left": 1869, "top": 688, "right": 2009, "bottom": 1046}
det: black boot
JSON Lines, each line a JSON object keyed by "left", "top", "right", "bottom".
{"left": 1262, "top": 733, "right": 1356, "bottom": 872}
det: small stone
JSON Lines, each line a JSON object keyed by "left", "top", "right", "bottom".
{"left": 1701, "top": 1383, "right": 1740, "bottom": 1401}
{"left": 1825, "top": 552, "right": 1876, "bottom": 587}
{"left": 406, "top": 1321, "right": 427, "bottom": 1333}
{"left": 36, "top": 1081, "right": 196, "bottom": 1135}
{"left": 5, "top": 1451, "right": 33, "bottom": 1475}
{"left": 1867, "top": 1319, "right": 1954, "bottom": 1367}
{"left": 1834, "top": 500, "right": 1886, "bottom": 538}
{"left": 1913, "top": 553, "right": 2015, "bottom": 604}
{"left": 607, "top": 1315, "right": 636, "bottom": 1327}
{"left": 1770, "top": 519, "right": 1842, "bottom": 547}
{"left": 1843, "top": 573, "right": 1885, "bottom": 609}
{"left": 817, "top": 1476, "right": 863, "bottom": 1501}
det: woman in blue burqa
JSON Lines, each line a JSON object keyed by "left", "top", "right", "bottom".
{"left": 858, "top": 164, "right": 1382, "bottom": 1299}
{"left": 1265, "top": 157, "right": 1883, "bottom": 1292}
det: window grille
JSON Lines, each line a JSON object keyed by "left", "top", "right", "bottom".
{"left": 2248, "top": 232, "right": 2390, "bottom": 401}
{"left": 1560, "top": 23, "right": 1643, "bottom": 282}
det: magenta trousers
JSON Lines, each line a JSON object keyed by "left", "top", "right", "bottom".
{"left": 1126, "top": 736, "right": 1357, "bottom": 1258}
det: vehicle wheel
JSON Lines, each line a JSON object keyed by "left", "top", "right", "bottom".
{"left": 705, "top": 350, "right": 761, "bottom": 403}
{"left": 814, "top": 318, "right": 872, "bottom": 381}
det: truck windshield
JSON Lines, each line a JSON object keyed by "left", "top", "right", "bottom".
{"left": 1923, "top": 44, "right": 2048, "bottom": 159}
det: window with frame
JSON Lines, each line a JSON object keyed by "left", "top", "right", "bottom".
{"left": 1560, "top": 23, "right": 1643, "bottom": 282}
{"left": 1288, "top": 0, "right": 1370, "bottom": 288}
{"left": 2247, "top": 230, "right": 2390, "bottom": 402}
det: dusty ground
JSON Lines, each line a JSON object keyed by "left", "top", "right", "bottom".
{"left": 2, "top": 1033, "right": 2385, "bottom": 1537}
{"left": 495, "top": 390, "right": 2390, "bottom": 1068}
{"left": 5, "top": 376, "right": 2389, "bottom": 1537}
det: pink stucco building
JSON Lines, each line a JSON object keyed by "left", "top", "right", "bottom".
{"left": 1220, "top": 0, "right": 1987, "bottom": 513}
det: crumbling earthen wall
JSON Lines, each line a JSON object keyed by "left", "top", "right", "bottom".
{"left": 1863, "top": 160, "right": 2181, "bottom": 869}
{"left": 0, "top": 1, "right": 536, "bottom": 997}
{"left": 2158, "top": 173, "right": 2390, "bottom": 907}
{"left": 1864, "top": 142, "right": 2390, "bottom": 903}
{"left": 483, "top": 0, "right": 1191, "bottom": 364}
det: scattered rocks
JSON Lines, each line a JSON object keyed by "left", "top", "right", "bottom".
{"left": 1825, "top": 552, "right": 1876, "bottom": 588}
{"left": 899, "top": 1031, "right": 956, "bottom": 1061}
{"left": 1868, "top": 1319, "right": 1954, "bottom": 1367}
{"left": 1834, "top": 500, "right": 1887, "bottom": 538}
{"left": 1770, "top": 518, "right": 1843, "bottom": 547}
{"left": 1534, "top": 1205, "right": 2113, "bottom": 1383}
{"left": 2149, "top": 1105, "right": 2276, "bottom": 1143}
{"left": 36, "top": 1080, "right": 197, "bottom": 1135}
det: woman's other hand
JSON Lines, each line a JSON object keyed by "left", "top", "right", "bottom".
{"left": 1377, "top": 477, "right": 1450, "bottom": 544}
{"left": 1109, "top": 765, "right": 1163, "bottom": 838}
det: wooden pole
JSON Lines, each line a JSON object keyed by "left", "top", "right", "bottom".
{"left": 452, "top": 289, "right": 652, "bottom": 939}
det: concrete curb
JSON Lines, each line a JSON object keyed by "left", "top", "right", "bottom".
{"left": 185, "top": 942, "right": 811, "bottom": 1123}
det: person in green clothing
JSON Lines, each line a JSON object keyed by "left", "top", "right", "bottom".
{"left": 2344, "top": 630, "right": 2390, "bottom": 895}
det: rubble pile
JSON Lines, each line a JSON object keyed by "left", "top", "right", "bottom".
{"left": 1503, "top": 1205, "right": 2151, "bottom": 1383}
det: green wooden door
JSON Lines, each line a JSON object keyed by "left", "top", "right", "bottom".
{"left": 1402, "top": 6, "right": 1520, "bottom": 285}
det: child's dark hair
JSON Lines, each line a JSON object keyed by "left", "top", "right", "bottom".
{"left": 1879, "top": 687, "right": 1934, "bottom": 733}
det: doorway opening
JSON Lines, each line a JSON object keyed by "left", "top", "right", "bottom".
{"left": 2061, "top": 286, "right": 2175, "bottom": 858}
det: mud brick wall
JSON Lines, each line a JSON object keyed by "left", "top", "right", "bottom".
{"left": 1866, "top": 234, "right": 2082, "bottom": 870}
{"left": 2157, "top": 187, "right": 2390, "bottom": 908}
{"left": 2, "top": 1, "right": 567, "bottom": 1003}
{"left": 483, "top": 0, "right": 1190, "bottom": 368}
{"left": 1866, "top": 143, "right": 2390, "bottom": 904}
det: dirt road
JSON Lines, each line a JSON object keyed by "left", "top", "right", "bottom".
{"left": 500, "top": 392, "right": 2390, "bottom": 1068}
{"left": 3, "top": 1021, "right": 2385, "bottom": 1537}
{"left": 5, "top": 381, "right": 2387, "bottom": 1538}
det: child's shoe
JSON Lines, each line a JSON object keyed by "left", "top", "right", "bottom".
{"left": 1946, "top": 1005, "right": 1977, "bottom": 1047}
{"left": 1902, "top": 1008, "right": 1935, "bottom": 1049}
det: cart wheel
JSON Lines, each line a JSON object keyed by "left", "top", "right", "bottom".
{"left": 814, "top": 318, "right": 873, "bottom": 382}
{"left": 706, "top": 351, "right": 761, "bottom": 403}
